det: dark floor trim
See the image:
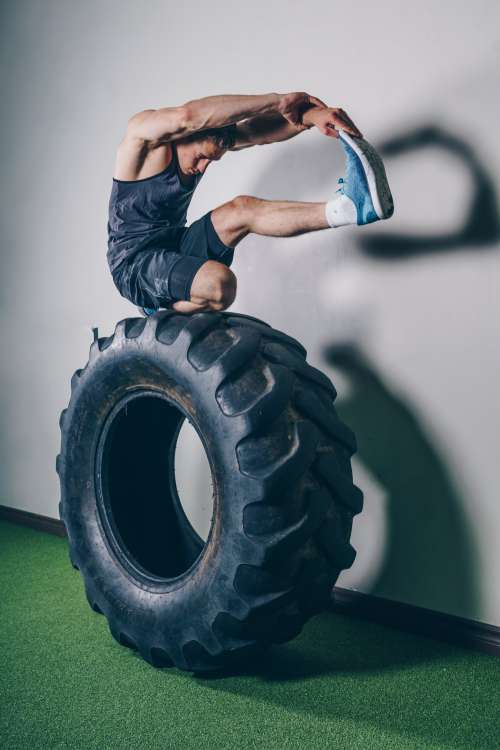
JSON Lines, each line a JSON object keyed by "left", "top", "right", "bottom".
{"left": 0, "top": 504, "right": 67, "bottom": 538}
{"left": 331, "top": 587, "right": 499, "bottom": 658}
{"left": 1, "top": 503, "right": 499, "bottom": 657}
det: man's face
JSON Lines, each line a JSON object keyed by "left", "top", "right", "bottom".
{"left": 177, "top": 138, "right": 226, "bottom": 176}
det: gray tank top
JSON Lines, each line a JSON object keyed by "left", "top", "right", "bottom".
{"left": 107, "top": 143, "right": 203, "bottom": 273}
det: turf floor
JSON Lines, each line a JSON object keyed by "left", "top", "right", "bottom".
{"left": 1, "top": 519, "right": 499, "bottom": 750}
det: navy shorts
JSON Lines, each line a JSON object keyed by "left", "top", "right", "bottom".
{"left": 109, "top": 211, "right": 235, "bottom": 309}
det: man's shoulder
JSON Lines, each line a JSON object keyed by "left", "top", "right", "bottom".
{"left": 112, "top": 136, "right": 173, "bottom": 181}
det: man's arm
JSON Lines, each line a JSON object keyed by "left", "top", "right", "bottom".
{"left": 127, "top": 93, "right": 282, "bottom": 144}
{"left": 183, "top": 93, "right": 281, "bottom": 132}
{"left": 231, "top": 104, "right": 364, "bottom": 149}
{"left": 124, "top": 92, "right": 326, "bottom": 144}
{"left": 229, "top": 112, "right": 315, "bottom": 151}
{"left": 126, "top": 106, "right": 191, "bottom": 143}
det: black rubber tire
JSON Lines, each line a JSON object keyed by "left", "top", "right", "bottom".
{"left": 56, "top": 310, "right": 363, "bottom": 673}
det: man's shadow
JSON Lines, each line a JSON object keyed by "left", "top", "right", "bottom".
{"left": 213, "top": 122, "right": 498, "bottom": 677}
{"left": 359, "top": 124, "right": 500, "bottom": 257}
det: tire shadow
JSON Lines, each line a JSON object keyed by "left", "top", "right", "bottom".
{"left": 326, "top": 342, "right": 480, "bottom": 616}
{"left": 183, "top": 611, "right": 496, "bottom": 749}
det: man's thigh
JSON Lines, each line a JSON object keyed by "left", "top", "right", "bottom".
{"left": 113, "top": 247, "right": 209, "bottom": 309}
{"left": 180, "top": 211, "right": 235, "bottom": 267}
{"left": 111, "top": 212, "right": 235, "bottom": 309}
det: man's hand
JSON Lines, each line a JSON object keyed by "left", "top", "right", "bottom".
{"left": 302, "top": 105, "right": 363, "bottom": 139}
{"left": 277, "top": 92, "right": 363, "bottom": 139}
{"left": 277, "top": 92, "right": 328, "bottom": 127}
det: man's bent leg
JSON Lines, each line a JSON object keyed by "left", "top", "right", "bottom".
{"left": 112, "top": 247, "right": 236, "bottom": 315}
{"left": 171, "top": 260, "right": 237, "bottom": 313}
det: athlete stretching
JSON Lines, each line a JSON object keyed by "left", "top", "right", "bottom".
{"left": 107, "top": 92, "right": 394, "bottom": 315}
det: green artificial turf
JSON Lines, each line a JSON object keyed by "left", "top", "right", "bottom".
{"left": 1, "top": 519, "right": 499, "bottom": 750}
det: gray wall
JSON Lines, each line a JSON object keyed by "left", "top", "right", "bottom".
{"left": 1, "top": 0, "right": 499, "bottom": 626}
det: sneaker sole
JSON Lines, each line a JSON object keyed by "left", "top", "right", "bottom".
{"left": 338, "top": 130, "right": 394, "bottom": 220}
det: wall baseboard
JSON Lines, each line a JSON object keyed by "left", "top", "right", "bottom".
{"left": 1, "top": 503, "right": 498, "bottom": 658}
{"left": 330, "top": 587, "right": 499, "bottom": 658}
{"left": 0, "top": 503, "right": 67, "bottom": 537}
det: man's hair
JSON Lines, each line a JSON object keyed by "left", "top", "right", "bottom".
{"left": 184, "top": 123, "right": 237, "bottom": 150}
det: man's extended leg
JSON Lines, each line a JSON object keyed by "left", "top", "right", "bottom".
{"left": 211, "top": 129, "right": 394, "bottom": 246}
{"left": 168, "top": 200, "right": 329, "bottom": 314}
{"left": 162, "top": 131, "right": 394, "bottom": 313}
{"left": 211, "top": 196, "right": 330, "bottom": 247}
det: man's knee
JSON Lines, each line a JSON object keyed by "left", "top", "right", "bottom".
{"left": 190, "top": 261, "right": 237, "bottom": 310}
{"left": 210, "top": 265, "right": 237, "bottom": 309}
{"left": 210, "top": 195, "right": 260, "bottom": 248}
{"left": 230, "top": 194, "right": 259, "bottom": 218}
{"left": 220, "top": 195, "right": 260, "bottom": 229}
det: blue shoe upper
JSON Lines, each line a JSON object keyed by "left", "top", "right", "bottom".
{"left": 337, "top": 138, "right": 379, "bottom": 225}
{"left": 142, "top": 307, "right": 157, "bottom": 316}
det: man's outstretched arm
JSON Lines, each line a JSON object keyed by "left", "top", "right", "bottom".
{"left": 230, "top": 105, "right": 363, "bottom": 150}
{"left": 127, "top": 92, "right": 327, "bottom": 143}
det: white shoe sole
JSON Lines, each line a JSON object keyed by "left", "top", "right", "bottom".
{"left": 338, "top": 130, "right": 394, "bottom": 220}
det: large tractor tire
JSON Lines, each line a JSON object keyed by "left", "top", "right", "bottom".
{"left": 56, "top": 310, "right": 363, "bottom": 673}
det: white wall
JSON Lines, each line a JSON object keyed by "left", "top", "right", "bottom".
{"left": 1, "top": 0, "right": 499, "bottom": 626}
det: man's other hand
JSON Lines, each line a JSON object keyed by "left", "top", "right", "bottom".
{"left": 303, "top": 106, "right": 363, "bottom": 139}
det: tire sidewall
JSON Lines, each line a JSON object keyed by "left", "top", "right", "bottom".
{"left": 59, "top": 330, "right": 252, "bottom": 642}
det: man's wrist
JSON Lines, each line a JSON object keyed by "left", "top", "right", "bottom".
{"left": 300, "top": 102, "right": 322, "bottom": 128}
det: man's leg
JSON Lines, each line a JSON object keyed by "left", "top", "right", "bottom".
{"left": 170, "top": 196, "right": 338, "bottom": 313}
{"left": 210, "top": 195, "right": 330, "bottom": 248}
{"left": 172, "top": 132, "right": 395, "bottom": 312}
{"left": 170, "top": 260, "right": 237, "bottom": 314}
{"left": 171, "top": 198, "right": 326, "bottom": 312}
{"left": 210, "top": 130, "right": 394, "bottom": 247}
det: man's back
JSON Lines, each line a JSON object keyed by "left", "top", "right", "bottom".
{"left": 107, "top": 141, "right": 202, "bottom": 274}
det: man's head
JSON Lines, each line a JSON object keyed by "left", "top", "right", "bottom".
{"left": 175, "top": 124, "right": 237, "bottom": 176}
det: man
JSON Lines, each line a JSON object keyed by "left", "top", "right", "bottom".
{"left": 107, "top": 91, "right": 394, "bottom": 315}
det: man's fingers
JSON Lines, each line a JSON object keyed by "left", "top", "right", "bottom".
{"left": 326, "top": 120, "right": 359, "bottom": 138}
{"left": 324, "top": 124, "right": 340, "bottom": 138}
{"left": 335, "top": 111, "right": 363, "bottom": 137}
{"left": 333, "top": 115, "right": 363, "bottom": 138}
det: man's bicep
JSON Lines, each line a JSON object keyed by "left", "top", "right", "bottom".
{"left": 126, "top": 106, "right": 190, "bottom": 143}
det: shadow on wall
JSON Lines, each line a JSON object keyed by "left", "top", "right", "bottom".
{"left": 359, "top": 124, "right": 500, "bottom": 257}
{"left": 245, "top": 122, "right": 499, "bottom": 623}
{"left": 326, "top": 342, "right": 479, "bottom": 616}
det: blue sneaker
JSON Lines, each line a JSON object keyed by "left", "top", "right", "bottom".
{"left": 336, "top": 130, "right": 394, "bottom": 225}
{"left": 137, "top": 306, "right": 157, "bottom": 317}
